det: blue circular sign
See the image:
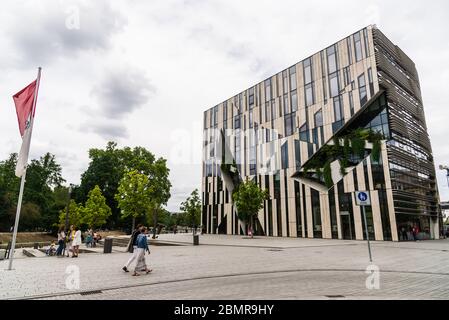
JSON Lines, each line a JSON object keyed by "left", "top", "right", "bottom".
{"left": 358, "top": 192, "right": 368, "bottom": 202}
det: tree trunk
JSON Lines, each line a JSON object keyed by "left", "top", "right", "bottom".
{"left": 132, "top": 217, "right": 135, "bottom": 233}
{"left": 250, "top": 216, "right": 254, "bottom": 239}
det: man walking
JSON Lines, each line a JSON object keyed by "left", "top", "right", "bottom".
{"left": 122, "top": 224, "right": 143, "bottom": 272}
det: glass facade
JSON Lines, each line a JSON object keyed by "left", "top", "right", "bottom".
{"left": 202, "top": 26, "right": 441, "bottom": 242}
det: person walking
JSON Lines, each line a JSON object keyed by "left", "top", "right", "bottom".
{"left": 122, "top": 224, "right": 144, "bottom": 273}
{"left": 133, "top": 227, "right": 152, "bottom": 276}
{"left": 56, "top": 227, "right": 65, "bottom": 256}
{"left": 72, "top": 226, "right": 82, "bottom": 258}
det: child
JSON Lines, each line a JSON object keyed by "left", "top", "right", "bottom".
{"left": 46, "top": 242, "right": 56, "bottom": 256}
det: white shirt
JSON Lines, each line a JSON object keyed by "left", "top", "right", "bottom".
{"left": 58, "top": 231, "right": 65, "bottom": 241}
{"left": 73, "top": 230, "right": 82, "bottom": 246}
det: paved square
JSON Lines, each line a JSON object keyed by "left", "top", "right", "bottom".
{"left": 1, "top": 235, "right": 449, "bottom": 300}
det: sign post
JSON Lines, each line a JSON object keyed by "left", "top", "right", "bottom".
{"left": 355, "top": 191, "right": 373, "bottom": 262}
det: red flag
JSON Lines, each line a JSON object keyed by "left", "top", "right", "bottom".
{"left": 13, "top": 69, "right": 41, "bottom": 178}
{"left": 13, "top": 80, "right": 37, "bottom": 137}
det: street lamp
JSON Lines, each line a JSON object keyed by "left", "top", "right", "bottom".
{"left": 439, "top": 165, "right": 449, "bottom": 188}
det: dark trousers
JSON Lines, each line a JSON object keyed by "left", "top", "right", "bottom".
{"left": 56, "top": 240, "right": 64, "bottom": 255}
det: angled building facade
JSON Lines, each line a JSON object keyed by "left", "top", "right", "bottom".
{"left": 202, "top": 25, "right": 442, "bottom": 241}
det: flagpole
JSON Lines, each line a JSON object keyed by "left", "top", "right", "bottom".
{"left": 7, "top": 67, "right": 41, "bottom": 271}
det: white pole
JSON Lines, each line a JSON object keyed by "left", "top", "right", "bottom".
{"left": 7, "top": 171, "right": 27, "bottom": 270}
{"left": 7, "top": 67, "right": 41, "bottom": 271}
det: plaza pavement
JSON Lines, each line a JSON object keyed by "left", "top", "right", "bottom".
{"left": 1, "top": 234, "right": 449, "bottom": 300}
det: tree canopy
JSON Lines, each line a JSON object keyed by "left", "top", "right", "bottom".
{"left": 0, "top": 153, "right": 66, "bottom": 232}
{"left": 0, "top": 141, "right": 171, "bottom": 233}
{"left": 76, "top": 142, "right": 170, "bottom": 229}
{"left": 83, "top": 185, "right": 111, "bottom": 228}
{"left": 232, "top": 180, "right": 269, "bottom": 236}
{"left": 180, "top": 189, "right": 201, "bottom": 229}
{"left": 115, "top": 169, "right": 153, "bottom": 230}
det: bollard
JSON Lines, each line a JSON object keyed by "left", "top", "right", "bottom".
{"left": 193, "top": 234, "right": 199, "bottom": 246}
{"left": 103, "top": 238, "right": 113, "bottom": 254}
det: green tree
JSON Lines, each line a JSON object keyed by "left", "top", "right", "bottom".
{"left": 0, "top": 152, "right": 66, "bottom": 232}
{"left": 58, "top": 199, "right": 84, "bottom": 228}
{"left": 147, "top": 158, "right": 171, "bottom": 238}
{"left": 115, "top": 170, "right": 152, "bottom": 231}
{"left": 78, "top": 142, "right": 157, "bottom": 229}
{"left": 232, "top": 180, "right": 269, "bottom": 238}
{"left": 83, "top": 185, "right": 112, "bottom": 229}
{"left": 180, "top": 189, "right": 201, "bottom": 232}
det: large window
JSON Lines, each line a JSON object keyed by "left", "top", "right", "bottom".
{"left": 347, "top": 37, "right": 353, "bottom": 65}
{"left": 305, "top": 84, "right": 314, "bottom": 107}
{"left": 235, "top": 129, "right": 241, "bottom": 168}
{"left": 271, "top": 100, "right": 276, "bottom": 121}
{"left": 283, "top": 94, "right": 289, "bottom": 115}
{"left": 214, "top": 106, "right": 218, "bottom": 126}
{"left": 327, "top": 45, "right": 338, "bottom": 74}
{"left": 249, "top": 129, "right": 256, "bottom": 175}
{"left": 234, "top": 114, "right": 241, "bottom": 129}
{"left": 291, "top": 90, "right": 298, "bottom": 112}
{"left": 249, "top": 87, "right": 255, "bottom": 107}
{"left": 265, "top": 102, "right": 270, "bottom": 122}
{"left": 223, "top": 101, "right": 228, "bottom": 129}
{"left": 249, "top": 109, "right": 253, "bottom": 128}
{"left": 281, "top": 142, "right": 289, "bottom": 169}
{"left": 304, "top": 58, "right": 312, "bottom": 84}
{"left": 368, "top": 68, "right": 374, "bottom": 96}
{"left": 358, "top": 73, "right": 367, "bottom": 106}
{"left": 284, "top": 112, "right": 296, "bottom": 137}
{"left": 264, "top": 79, "right": 271, "bottom": 102}
{"left": 329, "top": 72, "right": 340, "bottom": 98}
{"left": 299, "top": 123, "right": 308, "bottom": 142}
{"left": 363, "top": 29, "right": 370, "bottom": 58}
{"left": 223, "top": 101, "right": 227, "bottom": 121}
{"left": 311, "top": 189, "right": 322, "bottom": 238}
{"left": 282, "top": 70, "right": 288, "bottom": 94}
{"left": 303, "top": 58, "right": 315, "bottom": 107}
{"left": 320, "top": 51, "right": 327, "bottom": 104}
{"left": 333, "top": 96, "right": 343, "bottom": 122}
{"left": 314, "top": 109, "right": 323, "bottom": 127}
{"left": 289, "top": 66, "right": 297, "bottom": 91}
{"left": 349, "top": 91, "right": 354, "bottom": 116}
{"left": 354, "top": 32, "right": 363, "bottom": 62}
{"left": 295, "top": 140, "right": 301, "bottom": 170}
{"left": 343, "top": 66, "right": 351, "bottom": 87}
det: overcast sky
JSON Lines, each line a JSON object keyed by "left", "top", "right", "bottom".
{"left": 0, "top": 0, "right": 448, "bottom": 211}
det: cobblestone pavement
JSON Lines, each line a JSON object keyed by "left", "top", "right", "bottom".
{"left": 1, "top": 235, "right": 449, "bottom": 300}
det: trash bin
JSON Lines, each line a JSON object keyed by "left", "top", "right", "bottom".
{"left": 103, "top": 238, "right": 113, "bottom": 254}
{"left": 193, "top": 235, "right": 199, "bottom": 246}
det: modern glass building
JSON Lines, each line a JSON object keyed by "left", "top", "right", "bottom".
{"left": 202, "top": 25, "right": 442, "bottom": 241}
